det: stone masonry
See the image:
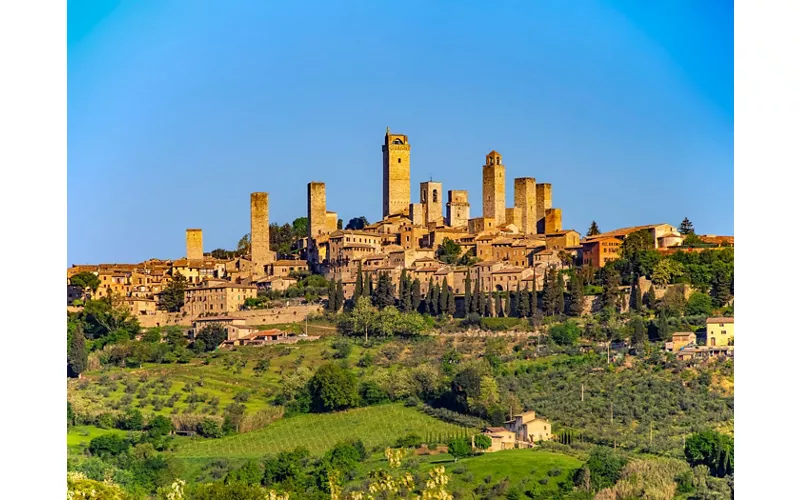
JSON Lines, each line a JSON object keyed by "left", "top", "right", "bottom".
{"left": 545, "top": 208, "right": 563, "bottom": 234}
{"left": 382, "top": 128, "right": 411, "bottom": 217}
{"left": 446, "top": 190, "right": 470, "bottom": 228}
{"left": 535, "top": 183, "right": 552, "bottom": 234}
{"left": 308, "top": 182, "right": 327, "bottom": 239}
{"left": 514, "top": 177, "right": 537, "bottom": 234}
{"left": 250, "top": 192, "right": 273, "bottom": 273}
{"left": 185, "top": 229, "right": 203, "bottom": 260}
{"left": 482, "top": 151, "right": 506, "bottom": 224}
{"left": 420, "top": 181, "right": 443, "bottom": 225}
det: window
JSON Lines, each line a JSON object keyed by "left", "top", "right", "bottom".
{"left": 397, "top": 158, "right": 402, "bottom": 163}
{"left": 432, "top": 189, "right": 438, "bottom": 202}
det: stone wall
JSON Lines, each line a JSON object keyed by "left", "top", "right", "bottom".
{"left": 185, "top": 229, "right": 203, "bottom": 260}
{"left": 250, "top": 192, "right": 272, "bottom": 269}
{"left": 446, "top": 190, "right": 470, "bottom": 228}
{"left": 544, "top": 208, "right": 562, "bottom": 233}
{"left": 136, "top": 303, "right": 324, "bottom": 329}
{"left": 514, "top": 177, "right": 537, "bottom": 234}
{"left": 308, "top": 182, "right": 327, "bottom": 238}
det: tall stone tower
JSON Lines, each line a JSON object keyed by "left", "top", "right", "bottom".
{"left": 535, "top": 183, "right": 552, "bottom": 233}
{"left": 482, "top": 150, "right": 506, "bottom": 224}
{"left": 514, "top": 177, "right": 537, "bottom": 235}
{"left": 308, "top": 182, "right": 327, "bottom": 239}
{"left": 250, "top": 192, "right": 273, "bottom": 272}
{"left": 545, "top": 208, "right": 563, "bottom": 233}
{"left": 446, "top": 190, "right": 470, "bottom": 228}
{"left": 186, "top": 229, "right": 203, "bottom": 260}
{"left": 382, "top": 128, "right": 411, "bottom": 218}
{"left": 420, "top": 181, "right": 443, "bottom": 225}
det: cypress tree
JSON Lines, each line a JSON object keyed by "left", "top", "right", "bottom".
{"left": 464, "top": 272, "right": 472, "bottom": 314}
{"left": 399, "top": 269, "right": 408, "bottom": 310}
{"left": 68, "top": 323, "right": 88, "bottom": 377}
{"left": 471, "top": 274, "right": 481, "bottom": 314}
{"left": 426, "top": 278, "right": 435, "bottom": 314}
{"left": 511, "top": 284, "right": 519, "bottom": 317}
{"left": 495, "top": 291, "right": 503, "bottom": 317}
{"left": 644, "top": 284, "right": 657, "bottom": 310}
{"left": 336, "top": 280, "right": 344, "bottom": 312}
{"left": 447, "top": 285, "right": 456, "bottom": 316}
{"left": 568, "top": 272, "right": 585, "bottom": 316}
{"left": 432, "top": 284, "right": 441, "bottom": 316}
{"left": 366, "top": 273, "right": 374, "bottom": 298}
{"left": 631, "top": 276, "right": 643, "bottom": 312}
{"left": 440, "top": 278, "right": 450, "bottom": 314}
{"left": 483, "top": 291, "right": 492, "bottom": 317}
{"left": 354, "top": 262, "right": 364, "bottom": 302}
{"left": 518, "top": 284, "right": 530, "bottom": 318}
{"left": 411, "top": 278, "right": 422, "bottom": 312}
{"left": 476, "top": 288, "right": 486, "bottom": 317}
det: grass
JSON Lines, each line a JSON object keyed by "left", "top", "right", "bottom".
{"left": 174, "top": 404, "right": 476, "bottom": 459}
{"left": 68, "top": 425, "right": 128, "bottom": 451}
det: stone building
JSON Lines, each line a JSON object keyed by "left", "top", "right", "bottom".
{"left": 535, "top": 183, "right": 552, "bottom": 234}
{"left": 185, "top": 229, "right": 203, "bottom": 260}
{"left": 482, "top": 150, "right": 506, "bottom": 224}
{"left": 382, "top": 128, "right": 411, "bottom": 217}
{"left": 581, "top": 236, "right": 623, "bottom": 268}
{"left": 544, "top": 208, "right": 562, "bottom": 233}
{"left": 308, "top": 182, "right": 327, "bottom": 239}
{"left": 183, "top": 281, "right": 258, "bottom": 317}
{"left": 250, "top": 192, "right": 275, "bottom": 275}
{"left": 513, "top": 177, "right": 537, "bottom": 235}
{"left": 420, "top": 181, "right": 443, "bottom": 226}
{"left": 446, "top": 190, "right": 470, "bottom": 228}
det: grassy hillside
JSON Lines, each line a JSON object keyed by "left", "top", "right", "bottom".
{"left": 174, "top": 403, "right": 475, "bottom": 459}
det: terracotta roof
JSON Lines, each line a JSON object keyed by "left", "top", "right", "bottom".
{"left": 706, "top": 317, "right": 733, "bottom": 324}
{"left": 699, "top": 235, "right": 734, "bottom": 245}
{"left": 585, "top": 224, "right": 672, "bottom": 240}
{"left": 194, "top": 316, "right": 240, "bottom": 322}
{"left": 484, "top": 426, "right": 511, "bottom": 433}
{"left": 546, "top": 230, "right": 579, "bottom": 236}
{"left": 188, "top": 282, "right": 257, "bottom": 291}
{"left": 672, "top": 332, "right": 695, "bottom": 338}
{"left": 493, "top": 267, "right": 525, "bottom": 274}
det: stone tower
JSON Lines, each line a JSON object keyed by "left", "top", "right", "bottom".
{"left": 250, "top": 192, "right": 273, "bottom": 272}
{"left": 535, "top": 183, "right": 552, "bottom": 233}
{"left": 446, "top": 190, "right": 470, "bottom": 228}
{"left": 514, "top": 177, "right": 537, "bottom": 234}
{"left": 482, "top": 150, "right": 506, "bottom": 224}
{"left": 186, "top": 229, "right": 203, "bottom": 260}
{"left": 420, "top": 181, "right": 443, "bottom": 225}
{"left": 382, "top": 128, "right": 411, "bottom": 218}
{"left": 308, "top": 182, "right": 327, "bottom": 239}
{"left": 545, "top": 208, "right": 563, "bottom": 233}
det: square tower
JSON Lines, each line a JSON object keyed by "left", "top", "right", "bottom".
{"left": 308, "top": 182, "right": 327, "bottom": 239}
{"left": 482, "top": 150, "right": 506, "bottom": 224}
{"left": 382, "top": 128, "right": 411, "bottom": 218}
{"left": 446, "top": 190, "right": 470, "bottom": 228}
{"left": 535, "top": 183, "right": 552, "bottom": 234}
{"left": 186, "top": 229, "right": 203, "bottom": 260}
{"left": 514, "top": 177, "right": 537, "bottom": 234}
{"left": 420, "top": 181, "right": 443, "bottom": 225}
{"left": 545, "top": 208, "right": 563, "bottom": 233}
{"left": 250, "top": 192, "right": 273, "bottom": 272}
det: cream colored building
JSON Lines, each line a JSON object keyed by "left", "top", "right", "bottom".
{"left": 183, "top": 282, "right": 257, "bottom": 317}
{"left": 481, "top": 427, "right": 517, "bottom": 453}
{"left": 707, "top": 317, "right": 734, "bottom": 347}
{"left": 505, "top": 411, "right": 552, "bottom": 443}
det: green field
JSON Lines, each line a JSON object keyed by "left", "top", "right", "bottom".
{"left": 68, "top": 425, "right": 128, "bottom": 451}
{"left": 346, "top": 448, "right": 582, "bottom": 497}
{"left": 174, "top": 403, "right": 476, "bottom": 459}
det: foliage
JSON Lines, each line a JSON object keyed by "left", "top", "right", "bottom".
{"left": 309, "top": 363, "right": 359, "bottom": 412}
{"left": 198, "top": 418, "right": 223, "bottom": 438}
{"left": 437, "top": 238, "right": 462, "bottom": 265}
{"left": 587, "top": 221, "right": 601, "bottom": 236}
{"left": 68, "top": 322, "right": 89, "bottom": 377}
{"left": 160, "top": 272, "right": 188, "bottom": 313}
{"left": 567, "top": 272, "right": 585, "bottom": 316}
{"left": 473, "top": 433, "right": 492, "bottom": 450}
{"left": 372, "top": 272, "right": 397, "bottom": 309}
{"left": 345, "top": 216, "right": 369, "bottom": 230}
{"left": 71, "top": 271, "right": 101, "bottom": 292}
{"left": 549, "top": 321, "right": 581, "bottom": 346}
{"left": 686, "top": 292, "right": 713, "bottom": 316}
{"left": 195, "top": 324, "right": 227, "bottom": 351}
{"left": 542, "top": 266, "right": 565, "bottom": 316}
{"left": 67, "top": 471, "right": 129, "bottom": 500}
{"left": 585, "top": 446, "right": 628, "bottom": 491}
{"left": 77, "top": 297, "right": 142, "bottom": 349}
{"left": 448, "top": 437, "right": 472, "bottom": 461}
{"left": 679, "top": 217, "right": 695, "bottom": 235}
{"left": 652, "top": 259, "right": 684, "bottom": 286}
{"left": 684, "top": 430, "right": 734, "bottom": 477}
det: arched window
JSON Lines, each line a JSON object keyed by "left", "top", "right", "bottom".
{"left": 397, "top": 158, "right": 402, "bottom": 163}
{"left": 422, "top": 191, "right": 427, "bottom": 202}
{"left": 393, "top": 139, "right": 403, "bottom": 145}
{"left": 432, "top": 189, "right": 438, "bottom": 202}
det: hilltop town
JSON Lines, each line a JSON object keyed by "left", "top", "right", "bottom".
{"left": 67, "top": 128, "right": 733, "bottom": 329}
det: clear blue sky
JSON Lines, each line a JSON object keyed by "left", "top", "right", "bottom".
{"left": 68, "top": 0, "right": 733, "bottom": 265}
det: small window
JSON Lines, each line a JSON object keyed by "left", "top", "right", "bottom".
{"left": 397, "top": 158, "right": 402, "bottom": 163}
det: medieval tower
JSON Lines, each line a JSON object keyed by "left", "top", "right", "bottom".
{"left": 446, "top": 190, "right": 470, "bottom": 228}
{"left": 250, "top": 192, "right": 273, "bottom": 273}
{"left": 185, "top": 229, "right": 203, "bottom": 260}
{"left": 535, "top": 183, "right": 552, "bottom": 233}
{"left": 382, "top": 128, "right": 411, "bottom": 218}
{"left": 308, "top": 182, "right": 327, "bottom": 239}
{"left": 420, "top": 181, "right": 443, "bottom": 226}
{"left": 482, "top": 150, "right": 506, "bottom": 224}
{"left": 514, "top": 177, "right": 537, "bottom": 234}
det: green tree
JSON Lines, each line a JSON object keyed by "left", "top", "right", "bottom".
{"left": 196, "top": 323, "right": 227, "bottom": 351}
{"left": 585, "top": 446, "right": 627, "bottom": 491}
{"left": 543, "top": 266, "right": 564, "bottom": 316}
{"left": 587, "top": 221, "right": 601, "bottom": 236}
{"left": 292, "top": 217, "right": 309, "bottom": 237}
{"left": 682, "top": 233, "right": 704, "bottom": 247}
{"left": 372, "top": 272, "right": 396, "bottom": 309}
{"left": 448, "top": 437, "right": 472, "bottom": 462}
{"left": 685, "top": 430, "right": 734, "bottom": 477}
{"left": 337, "top": 218, "right": 343, "bottom": 229}
{"left": 365, "top": 273, "right": 373, "bottom": 297}
{"left": 447, "top": 284, "right": 456, "bottom": 316}
{"left": 160, "top": 272, "right": 188, "bottom": 312}
{"left": 431, "top": 284, "right": 441, "bottom": 316}
{"left": 652, "top": 259, "right": 684, "bottom": 286}
{"left": 464, "top": 272, "right": 472, "bottom": 315}
{"left": 655, "top": 312, "right": 670, "bottom": 341}
{"left": 147, "top": 415, "right": 173, "bottom": 438}
{"left": 399, "top": 269, "right": 412, "bottom": 312}
{"left": 350, "top": 296, "right": 377, "bottom": 342}
{"left": 67, "top": 322, "right": 88, "bottom": 377}
{"left": 495, "top": 291, "right": 503, "bottom": 317}
{"left": 225, "top": 460, "right": 263, "bottom": 486}
{"left": 679, "top": 217, "right": 695, "bottom": 235}
{"left": 236, "top": 233, "right": 251, "bottom": 256}
{"left": 336, "top": 280, "right": 345, "bottom": 311}
{"left": 630, "top": 277, "right": 643, "bottom": 312}
{"left": 439, "top": 278, "right": 450, "bottom": 315}
{"left": 411, "top": 278, "right": 422, "bottom": 312}
{"left": 567, "top": 272, "right": 585, "bottom": 316}
{"left": 436, "top": 238, "right": 462, "bottom": 264}
{"left": 518, "top": 284, "right": 530, "bottom": 318}
{"left": 549, "top": 321, "right": 580, "bottom": 346}
{"left": 600, "top": 266, "right": 622, "bottom": 311}
{"left": 621, "top": 229, "right": 654, "bottom": 260}
{"left": 473, "top": 434, "right": 492, "bottom": 451}
{"left": 509, "top": 286, "right": 517, "bottom": 317}
{"left": 630, "top": 315, "right": 646, "bottom": 346}
{"left": 644, "top": 285, "right": 657, "bottom": 310}
{"left": 710, "top": 261, "right": 733, "bottom": 307}
{"left": 354, "top": 262, "right": 364, "bottom": 303}
{"left": 309, "top": 363, "right": 359, "bottom": 412}
{"left": 686, "top": 291, "right": 713, "bottom": 316}
{"left": 472, "top": 274, "right": 482, "bottom": 314}
{"left": 345, "top": 216, "right": 369, "bottom": 230}
{"left": 70, "top": 271, "right": 100, "bottom": 294}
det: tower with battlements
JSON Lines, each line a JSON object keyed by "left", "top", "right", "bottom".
{"left": 382, "top": 128, "right": 411, "bottom": 218}
{"left": 482, "top": 150, "right": 506, "bottom": 225}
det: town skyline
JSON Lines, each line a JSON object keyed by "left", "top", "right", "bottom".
{"left": 68, "top": 1, "right": 732, "bottom": 264}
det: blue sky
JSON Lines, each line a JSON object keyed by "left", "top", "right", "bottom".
{"left": 68, "top": 0, "right": 733, "bottom": 264}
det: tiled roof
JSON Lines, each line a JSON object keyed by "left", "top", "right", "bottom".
{"left": 706, "top": 317, "right": 733, "bottom": 324}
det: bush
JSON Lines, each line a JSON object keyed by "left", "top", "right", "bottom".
{"left": 197, "top": 418, "right": 223, "bottom": 438}
{"left": 88, "top": 434, "right": 130, "bottom": 457}
{"left": 331, "top": 338, "right": 353, "bottom": 359}
{"left": 119, "top": 409, "right": 144, "bottom": 430}
{"left": 395, "top": 433, "right": 424, "bottom": 448}
{"left": 148, "top": 415, "right": 173, "bottom": 437}
{"left": 473, "top": 433, "right": 492, "bottom": 451}
{"left": 309, "top": 363, "right": 360, "bottom": 412}
{"left": 549, "top": 321, "right": 581, "bottom": 346}
{"left": 234, "top": 391, "right": 251, "bottom": 403}
{"left": 96, "top": 413, "right": 116, "bottom": 429}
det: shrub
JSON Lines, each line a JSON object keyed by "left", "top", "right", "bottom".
{"left": 119, "top": 409, "right": 144, "bottom": 430}
{"left": 473, "top": 433, "right": 492, "bottom": 451}
{"left": 88, "top": 434, "right": 130, "bottom": 457}
{"left": 234, "top": 391, "right": 251, "bottom": 403}
{"left": 96, "top": 413, "right": 116, "bottom": 429}
{"left": 309, "top": 363, "right": 359, "bottom": 412}
{"left": 395, "top": 433, "right": 424, "bottom": 448}
{"left": 198, "top": 418, "right": 223, "bottom": 438}
{"left": 549, "top": 321, "right": 581, "bottom": 346}
{"left": 359, "top": 380, "right": 389, "bottom": 406}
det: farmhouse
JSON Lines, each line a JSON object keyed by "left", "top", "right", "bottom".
{"left": 707, "top": 317, "right": 734, "bottom": 347}
{"left": 480, "top": 427, "right": 517, "bottom": 452}
{"left": 504, "top": 411, "right": 552, "bottom": 443}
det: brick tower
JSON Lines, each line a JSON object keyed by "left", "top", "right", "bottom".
{"left": 535, "top": 183, "right": 552, "bottom": 233}
{"left": 382, "top": 128, "right": 411, "bottom": 218}
{"left": 482, "top": 150, "right": 506, "bottom": 224}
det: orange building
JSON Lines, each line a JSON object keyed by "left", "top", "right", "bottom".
{"left": 581, "top": 236, "right": 623, "bottom": 268}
